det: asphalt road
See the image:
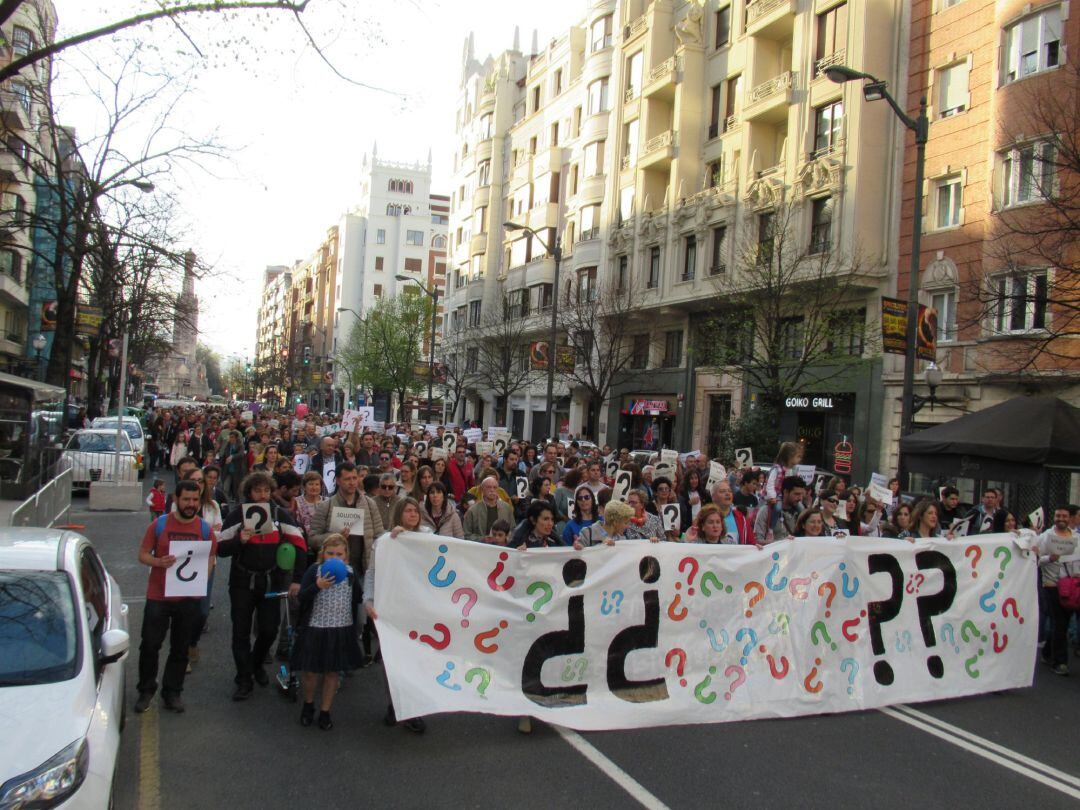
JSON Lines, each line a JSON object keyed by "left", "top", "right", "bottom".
{"left": 74, "top": 478, "right": 1080, "bottom": 810}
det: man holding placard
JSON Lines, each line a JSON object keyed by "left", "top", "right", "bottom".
{"left": 135, "top": 480, "right": 218, "bottom": 714}
{"left": 309, "top": 462, "right": 384, "bottom": 574}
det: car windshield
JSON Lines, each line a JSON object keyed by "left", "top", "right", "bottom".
{"left": 92, "top": 420, "right": 141, "bottom": 439}
{"left": 66, "top": 433, "right": 129, "bottom": 452}
{"left": 0, "top": 571, "right": 78, "bottom": 685}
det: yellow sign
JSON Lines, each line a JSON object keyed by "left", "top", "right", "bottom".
{"left": 312, "top": 372, "right": 322, "bottom": 383}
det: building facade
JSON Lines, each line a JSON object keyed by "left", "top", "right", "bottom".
{"left": 254, "top": 265, "right": 290, "bottom": 405}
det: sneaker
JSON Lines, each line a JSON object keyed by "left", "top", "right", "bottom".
{"left": 300, "top": 702, "right": 315, "bottom": 727}
{"left": 253, "top": 667, "right": 269, "bottom": 687}
{"left": 404, "top": 717, "right": 426, "bottom": 734}
{"left": 517, "top": 716, "right": 533, "bottom": 734}
{"left": 232, "top": 681, "right": 254, "bottom": 701}
{"left": 318, "top": 711, "right": 333, "bottom": 731}
{"left": 161, "top": 694, "right": 185, "bottom": 713}
{"left": 1053, "top": 664, "right": 1069, "bottom": 676}
{"left": 134, "top": 692, "right": 154, "bottom": 713}
{"left": 383, "top": 705, "right": 397, "bottom": 727}
{"left": 188, "top": 646, "right": 200, "bottom": 664}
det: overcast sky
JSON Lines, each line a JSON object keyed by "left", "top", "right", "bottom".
{"left": 52, "top": 0, "right": 583, "bottom": 360}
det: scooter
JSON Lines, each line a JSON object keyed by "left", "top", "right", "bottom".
{"left": 264, "top": 591, "right": 299, "bottom": 701}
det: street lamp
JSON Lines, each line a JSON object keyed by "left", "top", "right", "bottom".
{"left": 31, "top": 333, "right": 46, "bottom": 381}
{"left": 396, "top": 274, "right": 439, "bottom": 422}
{"left": 504, "top": 221, "right": 563, "bottom": 441}
{"left": 826, "top": 65, "right": 929, "bottom": 488}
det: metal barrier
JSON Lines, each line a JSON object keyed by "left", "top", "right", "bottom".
{"left": 10, "top": 466, "right": 72, "bottom": 528}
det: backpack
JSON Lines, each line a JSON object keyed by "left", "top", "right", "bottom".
{"left": 154, "top": 513, "right": 211, "bottom": 542}
{"left": 1059, "top": 562, "right": 1080, "bottom": 611}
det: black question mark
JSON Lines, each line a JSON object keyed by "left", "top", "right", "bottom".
{"left": 662, "top": 504, "right": 679, "bottom": 531}
{"left": 517, "top": 478, "right": 528, "bottom": 498}
{"left": 175, "top": 550, "right": 198, "bottom": 582}
{"left": 866, "top": 553, "right": 904, "bottom": 685}
{"left": 607, "top": 556, "right": 667, "bottom": 702}
{"left": 914, "top": 550, "right": 957, "bottom": 678}
{"left": 245, "top": 504, "right": 269, "bottom": 533}
{"left": 522, "top": 559, "right": 588, "bottom": 707}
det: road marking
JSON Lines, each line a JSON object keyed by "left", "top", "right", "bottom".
{"left": 554, "top": 725, "right": 672, "bottom": 810}
{"left": 881, "top": 705, "right": 1080, "bottom": 800}
{"left": 138, "top": 709, "right": 161, "bottom": 810}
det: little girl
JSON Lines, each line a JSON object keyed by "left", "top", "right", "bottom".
{"left": 294, "top": 534, "right": 363, "bottom": 730}
{"left": 146, "top": 478, "right": 166, "bottom": 519}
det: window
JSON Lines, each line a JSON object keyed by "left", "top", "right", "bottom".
{"left": 937, "top": 61, "right": 969, "bottom": 118}
{"left": 626, "top": 51, "right": 643, "bottom": 99}
{"left": 940, "top": 0, "right": 964, "bottom": 7}
{"left": 376, "top": 229, "right": 386, "bottom": 244}
{"left": 12, "top": 82, "right": 30, "bottom": 115}
{"left": 994, "top": 271, "right": 1048, "bottom": 333}
{"left": 569, "top": 164, "right": 579, "bottom": 195}
{"left": 930, "top": 290, "right": 958, "bottom": 342}
{"left": 577, "top": 267, "right": 598, "bottom": 302}
{"left": 79, "top": 549, "right": 108, "bottom": 676}
{"left": 617, "top": 255, "right": 628, "bottom": 291}
{"left": 715, "top": 6, "right": 731, "bottom": 49}
{"left": 826, "top": 309, "right": 865, "bottom": 356}
{"left": 432, "top": 214, "right": 449, "bottom": 225}
{"left": 584, "top": 140, "right": 605, "bottom": 176}
{"left": 466, "top": 347, "right": 479, "bottom": 372}
{"left": 709, "top": 84, "right": 722, "bottom": 138}
{"left": 406, "top": 230, "right": 424, "bottom": 247}
{"left": 810, "top": 197, "right": 833, "bottom": 253}
{"left": 529, "top": 283, "right": 553, "bottom": 312}
{"left": 531, "top": 85, "right": 541, "bottom": 113}
{"left": 815, "top": 2, "right": 849, "bottom": 67}
{"left": 480, "top": 113, "right": 493, "bottom": 139}
{"left": 508, "top": 288, "right": 529, "bottom": 320}
{"left": 1, "top": 192, "right": 23, "bottom": 217}
{"left": 587, "top": 77, "right": 610, "bottom": 115}
{"left": 710, "top": 226, "right": 727, "bottom": 274}
{"left": 780, "top": 317, "right": 805, "bottom": 360}
{"left": 757, "top": 212, "right": 775, "bottom": 268}
{"left": 590, "top": 14, "right": 613, "bottom": 51}
{"left": 579, "top": 205, "right": 600, "bottom": 240}
{"left": 724, "top": 74, "right": 742, "bottom": 129}
{"left": 11, "top": 26, "right": 34, "bottom": 57}
{"left": 468, "top": 300, "right": 483, "bottom": 327}
{"left": 374, "top": 256, "right": 384, "bottom": 271}
{"left": 662, "top": 330, "right": 683, "bottom": 367}
{"left": 373, "top": 284, "right": 383, "bottom": 298}
{"left": 631, "top": 334, "right": 649, "bottom": 369}
{"left": 475, "top": 206, "right": 487, "bottom": 234}
{"left": 1002, "top": 7, "right": 1061, "bottom": 83}
{"left": 813, "top": 101, "right": 843, "bottom": 155}
{"left": 1000, "top": 141, "right": 1054, "bottom": 207}
{"left": 477, "top": 160, "right": 491, "bottom": 186}
{"left": 681, "top": 235, "right": 697, "bottom": 281}
{"left": 554, "top": 68, "right": 563, "bottom": 95}
{"left": 648, "top": 246, "right": 661, "bottom": 289}
{"left": 623, "top": 119, "right": 639, "bottom": 167}
{"left": 573, "top": 106, "right": 582, "bottom": 137}
{"left": 551, "top": 121, "right": 560, "bottom": 147}
{"left": 935, "top": 175, "right": 962, "bottom": 228}
{"left": 433, "top": 235, "right": 447, "bottom": 250}
{"left": 404, "top": 258, "right": 423, "bottom": 273}
{"left": 510, "top": 236, "right": 529, "bottom": 268}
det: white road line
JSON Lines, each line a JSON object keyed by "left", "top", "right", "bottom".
{"left": 554, "top": 725, "right": 672, "bottom": 810}
{"left": 880, "top": 706, "right": 1080, "bottom": 801}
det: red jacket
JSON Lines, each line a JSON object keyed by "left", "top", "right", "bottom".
{"left": 727, "top": 507, "right": 756, "bottom": 545}
{"left": 447, "top": 458, "right": 475, "bottom": 503}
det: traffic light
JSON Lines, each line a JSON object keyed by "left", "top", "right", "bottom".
{"left": 303, "top": 346, "right": 312, "bottom": 366}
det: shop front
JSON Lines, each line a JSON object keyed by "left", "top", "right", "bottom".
{"left": 778, "top": 393, "right": 856, "bottom": 477}
{"left": 618, "top": 396, "right": 677, "bottom": 451}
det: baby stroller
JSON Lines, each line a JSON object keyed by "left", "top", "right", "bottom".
{"left": 264, "top": 591, "right": 299, "bottom": 701}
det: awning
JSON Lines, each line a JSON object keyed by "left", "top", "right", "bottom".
{"left": 0, "top": 370, "right": 66, "bottom": 401}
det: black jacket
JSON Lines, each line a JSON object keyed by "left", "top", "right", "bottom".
{"left": 218, "top": 501, "right": 307, "bottom": 590}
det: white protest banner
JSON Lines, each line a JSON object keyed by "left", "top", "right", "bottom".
{"left": 612, "top": 470, "right": 632, "bottom": 502}
{"left": 163, "top": 540, "right": 212, "bottom": 598}
{"left": 486, "top": 426, "right": 508, "bottom": 440}
{"left": 377, "top": 533, "right": 1036, "bottom": 731}
{"left": 431, "top": 447, "right": 448, "bottom": 462}
{"left": 660, "top": 449, "right": 679, "bottom": 466}
{"left": 242, "top": 503, "right": 272, "bottom": 534}
{"left": 329, "top": 507, "right": 365, "bottom": 536}
{"left": 734, "top": 448, "right": 754, "bottom": 469}
{"left": 515, "top": 477, "right": 530, "bottom": 499}
{"left": 292, "top": 454, "right": 310, "bottom": 475}
{"left": 342, "top": 408, "right": 375, "bottom": 433}
{"left": 492, "top": 432, "right": 512, "bottom": 457}
{"left": 463, "top": 428, "right": 483, "bottom": 445}
{"left": 240, "top": 410, "right": 254, "bottom": 423}
{"left": 413, "top": 441, "right": 429, "bottom": 457}
{"left": 660, "top": 502, "right": 682, "bottom": 533}
{"left": 475, "top": 441, "right": 494, "bottom": 456}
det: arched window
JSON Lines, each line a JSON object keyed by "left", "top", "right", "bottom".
{"left": 403, "top": 205, "right": 412, "bottom": 215}
{"left": 432, "top": 235, "right": 447, "bottom": 249}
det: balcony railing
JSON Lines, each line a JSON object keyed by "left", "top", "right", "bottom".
{"left": 624, "top": 86, "right": 637, "bottom": 103}
{"left": 643, "top": 130, "right": 674, "bottom": 155}
{"left": 725, "top": 114, "right": 739, "bottom": 132}
{"left": 748, "top": 71, "right": 795, "bottom": 104}
{"left": 647, "top": 56, "right": 675, "bottom": 84}
{"left": 623, "top": 14, "right": 647, "bottom": 41}
{"left": 746, "top": 0, "right": 787, "bottom": 24}
{"left": 814, "top": 49, "right": 847, "bottom": 78}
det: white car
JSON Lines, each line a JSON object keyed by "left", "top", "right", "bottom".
{"left": 89, "top": 417, "right": 145, "bottom": 456}
{"left": 0, "top": 528, "right": 129, "bottom": 809}
{"left": 62, "top": 430, "right": 138, "bottom": 489}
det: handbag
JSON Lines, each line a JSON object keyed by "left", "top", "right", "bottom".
{"left": 1058, "top": 560, "right": 1080, "bottom": 611}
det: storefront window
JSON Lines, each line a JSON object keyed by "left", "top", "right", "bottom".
{"left": 619, "top": 397, "right": 676, "bottom": 450}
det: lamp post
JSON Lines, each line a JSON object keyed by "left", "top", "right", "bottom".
{"left": 825, "top": 65, "right": 928, "bottom": 488}
{"left": 31, "top": 333, "right": 46, "bottom": 381}
{"left": 395, "top": 275, "right": 439, "bottom": 422}
{"left": 504, "top": 221, "right": 562, "bottom": 441}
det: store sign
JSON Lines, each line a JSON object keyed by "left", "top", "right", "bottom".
{"left": 881, "top": 297, "right": 936, "bottom": 361}
{"left": 75, "top": 305, "right": 103, "bottom": 337}
{"left": 629, "top": 399, "right": 672, "bottom": 415}
{"left": 783, "top": 394, "right": 851, "bottom": 412}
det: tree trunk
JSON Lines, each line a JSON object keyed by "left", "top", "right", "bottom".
{"left": 45, "top": 296, "right": 76, "bottom": 388}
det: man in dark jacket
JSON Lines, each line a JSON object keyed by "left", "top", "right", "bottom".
{"left": 309, "top": 436, "right": 343, "bottom": 496}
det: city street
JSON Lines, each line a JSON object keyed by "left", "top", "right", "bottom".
{"left": 83, "top": 479, "right": 1080, "bottom": 810}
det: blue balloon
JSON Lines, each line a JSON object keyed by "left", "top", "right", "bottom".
{"left": 321, "top": 557, "right": 348, "bottom": 584}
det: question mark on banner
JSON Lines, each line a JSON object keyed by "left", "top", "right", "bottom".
{"left": 941, "top": 623, "right": 959, "bottom": 653}
{"left": 735, "top": 628, "right": 758, "bottom": 665}
{"left": 176, "top": 550, "right": 197, "bottom": 582}
{"left": 677, "top": 557, "right": 699, "bottom": 596}
{"left": 668, "top": 593, "right": 689, "bottom": 621}
{"left": 243, "top": 503, "right": 271, "bottom": 533}
{"left": 665, "top": 648, "right": 688, "bottom": 687}
{"left": 451, "top": 587, "right": 477, "bottom": 627}
{"left": 841, "top": 610, "right": 867, "bottom": 642}
{"left": 803, "top": 658, "right": 824, "bottom": 693}
{"left": 768, "top": 613, "right": 790, "bottom": 635}
{"left": 818, "top": 581, "right": 837, "bottom": 617}
{"left": 743, "top": 581, "right": 765, "bottom": 617}
{"left": 866, "top": 553, "right": 904, "bottom": 685}
{"left": 964, "top": 545, "right": 982, "bottom": 579}
{"left": 474, "top": 620, "right": 509, "bottom": 653}
{"left": 526, "top": 581, "right": 553, "bottom": 622}
{"left": 913, "top": 550, "right": 958, "bottom": 678}
{"left": 993, "top": 546, "right": 1012, "bottom": 580}
{"left": 965, "top": 648, "right": 985, "bottom": 678}
{"left": 839, "top": 562, "right": 859, "bottom": 598}
{"left": 960, "top": 620, "right": 985, "bottom": 644}
{"left": 428, "top": 544, "right": 457, "bottom": 588}
{"left": 723, "top": 665, "right": 746, "bottom": 700}
{"left": 700, "top": 572, "right": 732, "bottom": 597}
{"left": 840, "top": 658, "right": 859, "bottom": 695}
{"left": 465, "top": 667, "right": 491, "bottom": 697}
{"left": 788, "top": 576, "right": 814, "bottom": 600}
{"left": 699, "top": 620, "right": 730, "bottom": 652}
{"left": 436, "top": 661, "right": 462, "bottom": 690}
{"left": 990, "top": 622, "right": 1009, "bottom": 653}
{"left": 601, "top": 590, "right": 626, "bottom": 615}
{"left": 761, "top": 645, "right": 790, "bottom": 679}
{"left": 811, "top": 621, "right": 837, "bottom": 651}
{"left": 409, "top": 623, "right": 451, "bottom": 650}
{"left": 764, "top": 552, "right": 789, "bottom": 592}
{"left": 487, "top": 551, "right": 515, "bottom": 592}
{"left": 694, "top": 666, "right": 718, "bottom": 704}
{"left": 979, "top": 583, "right": 1000, "bottom": 613}
{"left": 1001, "top": 598, "right": 1023, "bottom": 623}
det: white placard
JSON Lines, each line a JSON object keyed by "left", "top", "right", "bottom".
{"left": 413, "top": 441, "right": 429, "bottom": 457}
{"left": 443, "top": 434, "right": 458, "bottom": 455}
{"left": 492, "top": 432, "right": 512, "bottom": 457}
{"left": 660, "top": 449, "right": 679, "bottom": 465}
{"left": 515, "top": 477, "right": 529, "bottom": 499}
{"left": 486, "top": 426, "right": 507, "bottom": 439}
{"left": 605, "top": 459, "right": 620, "bottom": 478}
{"left": 240, "top": 410, "right": 254, "bottom": 423}
{"left": 329, "top": 506, "right": 365, "bottom": 536}
{"left": 950, "top": 514, "right": 975, "bottom": 537}
{"left": 242, "top": 502, "right": 273, "bottom": 534}
{"left": 1028, "top": 507, "right": 1044, "bottom": 533}
{"left": 268, "top": 419, "right": 280, "bottom": 429}
{"left": 463, "top": 428, "right": 483, "bottom": 445}
{"left": 377, "top": 533, "right": 1037, "bottom": 731}
{"left": 475, "top": 441, "right": 494, "bottom": 456}
{"left": 734, "top": 447, "right": 754, "bottom": 469}
{"left": 869, "top": 481, "right": 894, "bottom": 507}
{"left": 342, "top": 408, "right": 375, "bottom": 433}
{"left": 322, "top": 464, "right": 338, "bottom": 495}
{"left": 660, "top": 502, "right": 682, "bottom": 533}
{"left": 794, "top": 465, "right": 816, "bottom": 486}
{"left": 292, "top": 454, "right": 310, "bottom": 475}
{"left": 653, "top": 461, "right": 674, "bottom": 480}
{"left": 431, "top": 447, "right": 448, "bottom": 462}
{"left": 613, "top": 470, "right": 632, "bottom": 502}
{"left": 163, "top": 540, "right": 212, "bottom": 598}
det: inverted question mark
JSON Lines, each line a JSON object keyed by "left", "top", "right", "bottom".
{"left": 175, "top": 550, "right": 197, "bottom": 582}
{"left": 451, "top": 587, "right": 478, "bottom": 627}
{"left": 526, "top": 581, "right": 553, "bottom": 622}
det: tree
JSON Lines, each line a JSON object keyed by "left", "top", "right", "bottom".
{"left": 439, "top": 349, "right": 478, "bottom": 426}
{"left": 470, "top": 291, "right": 539, "bottom": 426}
{"left": 558, "top": 275, "right": 655, "bottom": 440}
{"left": 695, "top": 201, "right": 878, "bottom": 413}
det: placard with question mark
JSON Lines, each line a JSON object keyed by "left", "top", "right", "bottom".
{"left": 163, "top": 540, "right": 212, "bottom": 598}
{"left": 516, "top": 477, "right": 530, "bottom": 499}
{"left": 661, "top": 503, "right": 682, "bottom": 533}
{"left": 734, "top": 447, "right": 754, "bottom": 469}
{"left": 242, "top": 503, "right": 272, "bottom": 534}
{"left": 613, "top": 470, "right": 632, "bottom": 502}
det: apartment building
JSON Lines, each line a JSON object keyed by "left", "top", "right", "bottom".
{"left": 888, "top": 0, "right": 1079, "bottom": 477}
{"left": 446, "top": 0, "right": 904, "bottom": 479}
{"left": 254, "top": 265, "right": 291, "bottom": 405}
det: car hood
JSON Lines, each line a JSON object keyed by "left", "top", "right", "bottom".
{"left": 0, "top": 676, "right": 93, "bottom": 781}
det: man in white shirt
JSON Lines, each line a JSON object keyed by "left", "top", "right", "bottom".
{"left": 1036, "top": 507, "right": 1078, "bottom": 675}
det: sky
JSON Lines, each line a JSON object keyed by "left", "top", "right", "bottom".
{"left": 51, "top": 0, "right": 584, "bottom": 359}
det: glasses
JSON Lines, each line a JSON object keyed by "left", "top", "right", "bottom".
{"left": 380, "top": 484, "right": 396, "bottom": 490}
{"left": 825, "top": 498, "right": 839, "bottom": 505}
{"left": 577, "top": 493, "right": 593, "bottom": 501}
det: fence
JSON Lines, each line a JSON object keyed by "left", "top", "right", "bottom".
{"left": 10, "top": 466, "right": 72, "bottom": 528}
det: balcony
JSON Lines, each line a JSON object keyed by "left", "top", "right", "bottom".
{"left": 532, "top": 146, "right": 564, "bottom": 177}
{"left": 814, "top": 49, "right": 847, "bottom": 80}
{"left": 638, "top": 130, "right": 676, "bottom": 170}
{"left": 623, "top": 13, "right": 647, "bottom": 44}
{"left": 744, "top": 71, "right": 796, "bottom": 123}
{"left": 0, "top": 267, "right": 26, "bottom": 306}
{"left": 526, "top": 201, "right": 560, "bottom": 231}
{"left": 470, "top": 232, "right": 488, "bottom": 255}
{"left": 643, "top": 55, "right": 678, "bottom": 102}
{"left": 0, "top": 91, "right": 29, "bottom": 131}
{"left": 745, "top": 0, "right": 796, "bottom": 39}
{"left": 0, "top": 147, "right": 26, "bottom": 184}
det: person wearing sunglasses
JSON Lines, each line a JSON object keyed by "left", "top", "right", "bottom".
{"left": 818, "top": 493, "right": 845, "bottom": 536}
{"left": 562, "top": 485, "right": 601, "bottom": 546}
{"left": 372, "top": 473, "right": 401, "bottom": 530}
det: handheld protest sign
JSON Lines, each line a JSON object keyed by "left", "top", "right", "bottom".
{"left": 653, "top": 461, "right": 674, "bottom": 480}
{"left": 413, "top": 440, "right": 429, "bottom": 458}
{"left": 322, "top": 465, "right": 337, "bottom": 495}
{"left": 1029, "top": 507, "right": 1045, "bottom": 533}
{"left": 431, "top": 447, "right": 448, "bottom": 462}
{"left": 329, "top": 507, "right": 365, "bottom": 536}
{"left": 164, "top": 541, "right": 211, "bottom": 598}
{"left": 794, "top": 464, "right": 816, "bottom": 487}
{"left": 443, "top": 434, "right": 457, "bottom": 455}
{"left": 475, "top": 441, "right": 494, "bottom": 456}
{"left": 516, "top": 477, "right": 529, "bottom": 499}
{"left": 605, "top": 459, "right": 620, "bottom": 479}
{"left": 734, "top": 447, "right": 754, "bottom": 469}
{"left": 566, "top": 501, "right": 576, "bottom": 522}
{"left": 292, "top": 454, "right": 310, "bottom": 475}
{"left": 242, "top": 503, "right": 273, "bottom": 534}
{"left": 661, "top": 502, "right": 682, "bottom": 533}
{"left": 493, "top": 432, "right": 511, "bottom": 457}
{"left": 709, "top": 461, "right": 727, "bottom": 481}
{"left": 660, "top": 449, "right": 679, "bottom": 465}
{"left": 950, "top": 514, "right": 974, "bottom": 537}
{"left": 613, "top": 470, "right": 632, "bottom": 502}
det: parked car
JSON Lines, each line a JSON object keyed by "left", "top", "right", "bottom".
{"left": 61, "top": 429, "right": 138, "bottom": 489}
{"left": 0, "top": 528, "right": 129, "bottom": 809}
{"left": 90, "top": 417, "right": 146, "bottom": 479}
